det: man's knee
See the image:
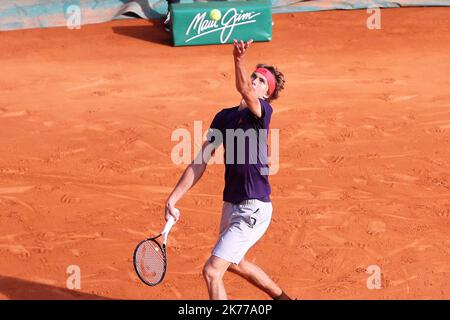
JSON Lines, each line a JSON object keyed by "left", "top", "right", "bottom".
{"left": 203, "top": 259, "right": 227, "bottom": 281}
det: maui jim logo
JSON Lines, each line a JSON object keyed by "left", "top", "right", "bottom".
{"left": 185, "top": 8, "right": 261, "bottom": 44}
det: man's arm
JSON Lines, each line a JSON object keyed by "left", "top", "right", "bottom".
{"left": 233, "top": 39, "right": 262, "bottom": 118}
{"left": 164, "top": 140, "right": 216, "bottom": 221}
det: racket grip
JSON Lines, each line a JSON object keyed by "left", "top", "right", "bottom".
{"left": 162, "top": 210, "right": 178, "bottom": 244}
{"left": 162, "top": 215, "right": 176, "bottom": 235}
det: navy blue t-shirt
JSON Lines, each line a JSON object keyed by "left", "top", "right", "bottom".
{"left": 206, "top": 98, "right": 273, "bottom": 204}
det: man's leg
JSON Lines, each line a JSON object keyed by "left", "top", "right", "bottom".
{"left": 228, "top": 258, "right": 291, "bottom": 299}
{"left": 203, "top": 255, "right": 232, "bottom": 300}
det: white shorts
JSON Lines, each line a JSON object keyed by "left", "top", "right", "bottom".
{"left": 211, "top": 199, "right": 273, "bottom": 264}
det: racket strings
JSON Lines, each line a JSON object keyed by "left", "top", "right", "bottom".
{"left": 135, "top": 240, "right": 166, "bottom": 285}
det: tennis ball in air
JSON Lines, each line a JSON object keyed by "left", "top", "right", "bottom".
{"left": 209, "top": 9, "right": 221, "bottom": 21}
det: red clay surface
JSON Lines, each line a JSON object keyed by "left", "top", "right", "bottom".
{"left": 0, "top": 7, "right": 449, "bottom": 299}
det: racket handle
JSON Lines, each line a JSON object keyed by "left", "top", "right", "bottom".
{"left": 162, "top": 210, "right": 178, "bottom": 245}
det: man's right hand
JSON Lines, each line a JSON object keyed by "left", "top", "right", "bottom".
{"left": 233, "top": 39, "right": 253, "bottom": 61}
{"left": 165, "top": 201, "right": 180, "bottom": 222}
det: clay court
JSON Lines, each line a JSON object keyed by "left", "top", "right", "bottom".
{"left": 0, "top": 7, "right": 449, "bottom": 299}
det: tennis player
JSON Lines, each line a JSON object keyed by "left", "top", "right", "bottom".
{"left": 164, "top": 39, "right": 291, "bottom": 300}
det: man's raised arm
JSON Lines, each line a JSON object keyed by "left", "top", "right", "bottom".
{"left": 233, "top": 39, "right": 262, "bottom": 118}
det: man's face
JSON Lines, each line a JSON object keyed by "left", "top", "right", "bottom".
{"left": 251, "top": 72, "right": 269, "bottom": 99}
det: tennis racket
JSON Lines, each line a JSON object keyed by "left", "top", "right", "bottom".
{"left": 133, "top": 213, "right": 177, "bottom": 286}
